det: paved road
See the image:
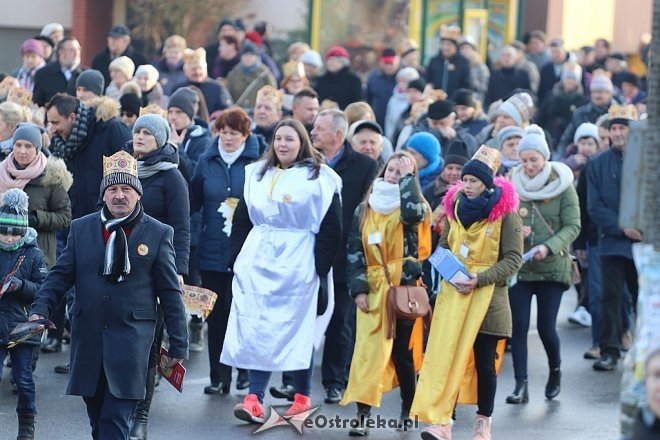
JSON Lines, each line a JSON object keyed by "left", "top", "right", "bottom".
{"left": 0, "top": 289, "right": 621, "bottom": 439}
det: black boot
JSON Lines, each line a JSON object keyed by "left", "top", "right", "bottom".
{"left": 397, "top": 405, "right": 414, "bottom": 432}
{"left": 129, "top": 367, "right": 157, "bottom": 440}
{"left": 505, "top": 379, "right": 529, "bottom": 404}
{"left": 545, "top": 368, "right": 561, "bottom": 400}
{"left": 349, "top": 403, "right": 371, "bottom": 436}
{"left": 17, "top": 415, "right": 35, "bottom": 440}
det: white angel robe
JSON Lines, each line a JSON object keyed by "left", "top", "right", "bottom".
{"left": 221, "top": 160, "right": 342, "bottom": 371}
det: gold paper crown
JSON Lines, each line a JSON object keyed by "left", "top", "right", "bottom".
{"left": 440, "top": 25, "right": 462, "bottom": 42}
{"left": 183, "top": 47, "right": 206, "bottom": 65}
{"left": 608, "top": 104, "right": 638, "bottom": 122}
{"left": 256, "top": 85, "right": 283, "bottom": 107}
{"left": 103, "top": 151, "right": 138, "bottom": 179}
{"left": 139, "top": 104, "right": 167, "bottom": 118}
{"left": 7, "top": 87, "right": 33, "bottom": 107}
{"left": 471, "top": 145, "right": 502, "bottom": 174}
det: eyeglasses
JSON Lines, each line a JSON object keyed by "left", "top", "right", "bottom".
{"left": 120, "top": 111, "right": 136, "bottom": 118}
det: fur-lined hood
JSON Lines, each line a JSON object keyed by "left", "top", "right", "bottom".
{"left": 443, "top": 176, "right": 519, "bottom": 223}
{"left": 39, "top": 155, "right": 73, "bottom": 191}
{"left": 83, "top": 96, "right": 121, "bottom": 122}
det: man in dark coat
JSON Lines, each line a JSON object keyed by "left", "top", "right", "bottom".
{"left": 311, "top": 109, "right": 378, "bottom": 403}
{"left": 30, "top": 150, "right": 188, "bottom": 439}
{"left": 425, "top": 25, "right": 472, "bottom": 97}
{"left": 538, "top": 39, "right": 570, "bottom": 104}
{"left": 587, "top": 106, "right": 641, "bottom": 372}
{"left": 412, "top": 99, "right": 479, "bottom": 157}
{"left": 91, "top": 25, "right": 148, "bottom": 89}
{"left": 33, "top": 37, "right": 86, "bottom": 107}
{"left": 314, "top": 46, "right": 363, "bottom": 110}
{"left": 557, "top": 74, "right": 617, "bottom": 157}
{"left": 46, "top": 94, "right": 131, "bottom": 220}
{"left": 485, "top": 45, "right": 531, "bottom": 108}
{"left": 365, "top": 47, "right": 400, "bottom": 127}
{"left": 171, "top": 47, "right": 233, "bottom": 114}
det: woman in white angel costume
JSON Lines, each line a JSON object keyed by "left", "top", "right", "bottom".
{"left": 223, "top": 118, "right": 343, "bottom": 424}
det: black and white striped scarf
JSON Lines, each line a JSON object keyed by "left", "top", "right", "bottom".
{"left": 101, "top": 202, "right": 143, "bottom": 283}
{"left": 50, "top": 103, "right": 94, "bottom": 162}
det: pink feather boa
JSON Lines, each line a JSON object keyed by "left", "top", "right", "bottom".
{"left": 442, "top": 177, "right": 519, "bottom": 223}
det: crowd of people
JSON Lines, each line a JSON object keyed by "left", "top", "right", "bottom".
{"left": 0, "top": 16, "right": 657, "bottom": 440}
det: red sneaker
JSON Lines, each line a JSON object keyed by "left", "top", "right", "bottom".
{"left": 234, "top": 394, "right": 265, "bottom": 424}
{"left": 285, "top": 393, "right": 312, "bottom": 416}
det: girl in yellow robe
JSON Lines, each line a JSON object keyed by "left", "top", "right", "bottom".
{"left": 414, "top": 146, "right": 523, "bottom": 440}
{"left": 340, "top": 151, "right": 431, "bottom": 436}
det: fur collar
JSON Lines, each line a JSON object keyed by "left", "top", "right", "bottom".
{"left": 41, "top": 156, "right": 74, "bottom": 191}
{"left": 443, "top": 177, "right": 519, "bottom": 222}
{"left": 83, "top": 96, "right": 121, "bottom": 122}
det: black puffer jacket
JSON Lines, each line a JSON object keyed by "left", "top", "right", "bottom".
{"left": 129, "top": 142, "right": 191, "bottom": 276}
{"left": 315, "top": 66, "right": 363, "bottom": 110}
{"left": 0, "top": 229, "right": 48, "bottom": 347}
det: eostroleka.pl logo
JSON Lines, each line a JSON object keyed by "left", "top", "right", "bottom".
{"left": 253, "top": 406, "right": 419, "bottom": 435}
{"left": 253, "top": 406, "right": 321, "bottom": 434}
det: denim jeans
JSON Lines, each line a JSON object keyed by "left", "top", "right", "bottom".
{"left": 0, "top": 344, "right": 36, "bottom": 415}
{"left": 249, "top": 354, "right": 315, "bottom": 402}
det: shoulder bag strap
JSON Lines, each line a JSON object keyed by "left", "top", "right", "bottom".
{"left": 532, "top": 202, "right": 555, "bottom": 235}
{"left": 375, "top": 243, "right": 394, "bottom": 287}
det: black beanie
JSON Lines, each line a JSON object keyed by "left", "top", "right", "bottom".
{"left": 408, "top": 78, "right": 426, "bottom": 93}
{"left": 427, "top": 100, "right": 455, "bottom": 120}
{"left": 120, "top": 93, "right": 141, "bottom": 116}
{"left": 168, "top": 87, "right": 197, "bottom": 120}
{"left": 461, "top": 160, "right": 494, "bottom": 188}
{"left": 444, "top": 141, "right": 469, "bottom": 166}
{"left": 451, "top": 89, "right": 476, "bottom": 108}
{"left": 76, "top": 69, "right": 105, "bottom": 96}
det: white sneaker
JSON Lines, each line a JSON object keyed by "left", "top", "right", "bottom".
{"left": 567, "top": 306, "right": 592, "bottom": 327}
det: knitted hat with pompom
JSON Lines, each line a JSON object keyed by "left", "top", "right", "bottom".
{"left": 0, "top": 188, "right": 29, "bottom": 237}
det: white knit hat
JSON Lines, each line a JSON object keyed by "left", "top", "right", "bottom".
{"left": 109, "top": 56, "right": 136, "bottom": 80}
{"left": 134, "top": 64, "right": 159, "bottom": 83}
{"left": 573, "top": 122, "right": 600, "bottom": 147}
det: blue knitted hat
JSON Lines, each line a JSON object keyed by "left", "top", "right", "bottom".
{"left": 405, "top": 132, "right": 441, "bottom": 164}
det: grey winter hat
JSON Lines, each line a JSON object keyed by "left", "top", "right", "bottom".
{"left": 517, "top": 125, "right": 550, "bottom": 160}
{"left": 497, "top": 126, "right": 524, "bottom": 150}
{"left": 12, "top": 123, "right": 45, "bottom": 152}
{"left": 76, "top": 69, "right": 105, "bottom": 96}
{"left": 133, "top": 114, "right": 171, "bottom": 148}
{"left": 168, "top": 87, "right": 198, "bottom": 120}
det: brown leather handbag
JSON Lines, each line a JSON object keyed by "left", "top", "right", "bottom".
{"left": 376, "top": 244, "right": 432, "bottom": 339}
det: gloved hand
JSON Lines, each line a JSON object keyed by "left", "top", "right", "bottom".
{"left": 8, "top": 277, "right": 24, "bottom": 293}
{"left": 28, "top": 211, "right": 38, "bottom": 227}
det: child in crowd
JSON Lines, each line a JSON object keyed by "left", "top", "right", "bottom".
{"left": 0, "top": 188, "right": 48, "bottom": 440}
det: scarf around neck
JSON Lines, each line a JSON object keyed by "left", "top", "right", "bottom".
{"left": 0, "top": 227, "right": 38, "bottom": 252}
{"left": 101, "top": 202, "right": 143, "bottom": 283}
{"left": 368, "top": 178, "right": 400, "bottom": 214}
{"left": 512, "top": 161, "right": 574, "bottom": 201}
{"left": 218, "top": 139, "right": 246, "bottom": 166}
{"left": 456, "top": 186, "right": 503, "bottom": 229}
{"left": 0, "top": 152, "right": 48, "bottom": 193}
{"left": 137, "top": 160, "right": 178, "bottom": 179}
{"left": 50, "top": 103, "right": 94, "bottom": 162}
